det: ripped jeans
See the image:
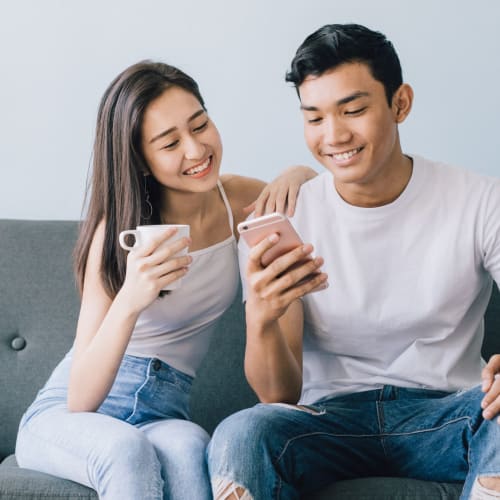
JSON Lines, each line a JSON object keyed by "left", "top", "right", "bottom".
{"left": 207, "top": 385, "right": 500, "bottom": 499}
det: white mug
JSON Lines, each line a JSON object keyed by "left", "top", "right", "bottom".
{"left": 119, "top": 224, "right": 190, "bottom": 291}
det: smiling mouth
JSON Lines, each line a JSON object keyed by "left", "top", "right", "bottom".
{"left": 330, "top": 147, "right": 363, "bottom": 161}
{"left": 184, "top": 156, "right": 211, "bottom": 175}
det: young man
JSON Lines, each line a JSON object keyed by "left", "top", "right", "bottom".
{"left": 207, "top": 24, "right": 500, "bottom": 500}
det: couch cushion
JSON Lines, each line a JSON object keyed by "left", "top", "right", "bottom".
{"left": 310, "top": 476, "right": 462, "bottom": 499}
{"left": 0, "top": 220, "right": 81, "bottom": 460}
{"left": 190, "top": 287, "right": 258, "bottom": 434}
{"left": 0, "top": 455, "right": 97, "bottom": 499}
{"left": 1, "top": 454, "right": 463, "bottom": 500}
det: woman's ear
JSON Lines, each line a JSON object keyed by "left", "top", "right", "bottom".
{"left": 392, "top": 83, "right": 414, "bottom": 123}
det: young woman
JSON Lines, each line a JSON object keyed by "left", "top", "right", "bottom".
{"left": 15, "top": 61, "right": 315, "bottom": 500}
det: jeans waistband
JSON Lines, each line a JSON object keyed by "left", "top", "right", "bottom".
{"left": 319, "top": 385, "right": 453, "bottom": 405}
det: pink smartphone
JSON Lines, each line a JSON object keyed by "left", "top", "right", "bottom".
{"left": 237, "top": 212, "right": 305, "bottom": 267}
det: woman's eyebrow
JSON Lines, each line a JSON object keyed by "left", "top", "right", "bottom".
{"left": 149, "top": 109, "right": 206, "bottom": 144}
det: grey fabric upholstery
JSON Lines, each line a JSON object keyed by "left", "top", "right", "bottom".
{"left": 1, "top": 219, "right": 499, "bottom": 499}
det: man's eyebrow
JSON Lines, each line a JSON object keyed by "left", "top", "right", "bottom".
{"left": 300, "top": 91, "right": 370, "bottom": 111}
{"left": 149, "top": 109, "right": 206, "bottom": 144}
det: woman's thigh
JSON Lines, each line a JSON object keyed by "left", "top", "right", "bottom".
{"left": 16, "top": 406, "right": 160, "bottom": 490}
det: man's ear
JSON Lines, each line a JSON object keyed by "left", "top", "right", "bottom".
{"left": 392, "top": 83, "right": 413, "bottom": 123}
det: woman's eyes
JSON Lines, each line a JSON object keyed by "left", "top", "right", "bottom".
{"left": 163, "top": 140, "right": 179, "bottom": 150}
{"left": 161, "top": 121, "right": 209, "bottom": 150}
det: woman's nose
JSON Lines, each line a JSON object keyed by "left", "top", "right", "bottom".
{"left": 184, "top": 135, "right": 205, "bottom": 160}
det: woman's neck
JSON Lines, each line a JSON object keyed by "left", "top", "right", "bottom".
{"left": 159, "top": 185, "right": 220, "bottom": 227}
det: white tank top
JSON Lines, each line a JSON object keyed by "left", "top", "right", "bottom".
{"left": 125, "top": 180, "right": 239, "bottom": 376}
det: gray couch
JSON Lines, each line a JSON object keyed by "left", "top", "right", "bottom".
{"left": 1, "top": 219, "right": 499, "bottom": 500}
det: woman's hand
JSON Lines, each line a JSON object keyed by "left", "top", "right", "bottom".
{"left": 245, "top": 165, "right": 317, "bottom": 217}
{"left": 245, "top": 233, "right": 328, "bottom": 327}
{"left": 120, "top": 228, "right": 192, "bottom": 312}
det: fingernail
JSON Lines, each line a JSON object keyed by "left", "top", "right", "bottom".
{"left": 268, "top": 233, "right": 279, "bottom": 243}
{"left": 481, "top": 399, "right": 488, "bottom": 409}
{"left": 483, "top": 410, "right": 492, "bottom": 419}
{"left": 482, "top": 380, "right": 489, "bottom": 391}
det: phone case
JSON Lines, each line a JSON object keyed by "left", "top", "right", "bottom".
{"left": 237, "top": 213, "right": 304, "bottom": 267}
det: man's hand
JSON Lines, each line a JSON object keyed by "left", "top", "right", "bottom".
{"left": 245, "top": 233, "right": 328, "bottom": 327}
{"left": 481, "top": 354, "right": 500, "bottom": 423}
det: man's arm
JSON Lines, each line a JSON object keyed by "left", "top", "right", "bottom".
{"left": 245, "top": 299, "right": 304, "bottom": 403}
{"left": 242, "top": 234, "right": 328, "bottom": 403}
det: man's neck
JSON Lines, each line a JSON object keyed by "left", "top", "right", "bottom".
{"left": 335, "top": 155, "right": 413, "bottom": 208}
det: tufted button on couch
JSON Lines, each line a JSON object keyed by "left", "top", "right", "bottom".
{"left": 1, "top": 219, "right": 499, "bottom": 499}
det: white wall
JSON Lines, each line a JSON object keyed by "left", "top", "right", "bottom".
{"left": 1, "top": 0, "right": 499, "bottom": 220}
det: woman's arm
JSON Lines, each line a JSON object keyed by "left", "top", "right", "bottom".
{"left": 246, "top": 165, "right": 317, "bottom": 217}
{"left": 68, "top": 222, "right": 191, "bottom": 412}
{"left": 221, "top": 165, "right": 317, "bottom": 231}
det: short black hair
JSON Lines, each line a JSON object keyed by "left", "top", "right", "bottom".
{"left": 286, "top": 24, "right": 403, "bottom": 105}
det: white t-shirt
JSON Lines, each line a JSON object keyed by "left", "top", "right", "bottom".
{"left": 239, "top": 155, "right": 500, "bottom": 404}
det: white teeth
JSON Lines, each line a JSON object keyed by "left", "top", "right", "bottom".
{"left": 333, "top": 148, "right": 360, "bottom": 161}
{"left": 185, "top": 157, "right": 210, "bottom": 175}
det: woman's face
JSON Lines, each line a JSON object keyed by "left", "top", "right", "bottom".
{"left": 140, "top": 86, "right": 222, "bottom": 193}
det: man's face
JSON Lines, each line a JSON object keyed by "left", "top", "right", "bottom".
{"left": 298, "top": 62, "right": 408, "bottom": 201}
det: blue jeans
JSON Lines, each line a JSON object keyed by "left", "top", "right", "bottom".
{"left": 16, "top": 351, "right": 212, "bottom": 500}
{"left": 207, "top": 385, "right": 500, "bottom": 499}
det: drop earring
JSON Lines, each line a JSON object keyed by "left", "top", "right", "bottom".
{"left": 143, "top": 174, "right": 153, "bottom": 221}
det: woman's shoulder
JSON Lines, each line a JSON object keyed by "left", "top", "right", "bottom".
{"left": 220, "top": 174, "right": 265, "bottom": 210}
{"left": 219, "top": 174, "right": 265, "bottom": 228}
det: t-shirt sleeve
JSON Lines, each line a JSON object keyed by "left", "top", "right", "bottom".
{"left": 482, "top": 178, "right": 500, "bottom": 288}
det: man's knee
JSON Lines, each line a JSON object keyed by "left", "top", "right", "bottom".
{"left": 212, "top": 477, "right": 253, "bottom": 500}
{"left": 470, "top": 476, "right": 500, "bottom": 498}
{"left": 210, "top": 406, "right": 277, "bottom": 453}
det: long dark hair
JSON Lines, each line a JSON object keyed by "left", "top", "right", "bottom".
{"left": 74, "top": 61, "right": 205, "bottom": 297}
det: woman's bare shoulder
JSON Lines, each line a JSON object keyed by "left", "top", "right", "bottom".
{"left": 220, "top": 174, "right": 265, "bottom": 211}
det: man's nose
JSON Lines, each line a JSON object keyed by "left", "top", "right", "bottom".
{"left": 323, "top": 117, "right": 352, "bottom": 145}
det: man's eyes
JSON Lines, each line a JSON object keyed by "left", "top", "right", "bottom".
{"left": 307, "top": 117, "right": 323, "bottom": 124}
{"left": 345, "top": 107, "right": 367, "bottom": 115}
{"left": 193, "top": 120, "right": 208, "bottom": 133}
{"left": 306, "top": 107, "right": 367, "bottom": 124}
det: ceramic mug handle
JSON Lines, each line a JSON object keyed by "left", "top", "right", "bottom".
{"left": 119, "top": 230, "right": 140, "bottom": 251}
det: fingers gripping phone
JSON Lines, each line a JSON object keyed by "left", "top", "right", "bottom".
{"left": 237, "top": 212, "right": 306, "bottom": 267}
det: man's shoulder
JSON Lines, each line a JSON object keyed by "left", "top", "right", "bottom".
{"left": 412, "top": 155, "right": 500, "bottom": 204}
{"left": 296, "top": 171, "right": 332, "bottom": 200}
{"left": 291, "top": 171, "right": 333, "bottom": 226}
{"left": 414, "top": 154, "right": 496, "bottom": 184}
